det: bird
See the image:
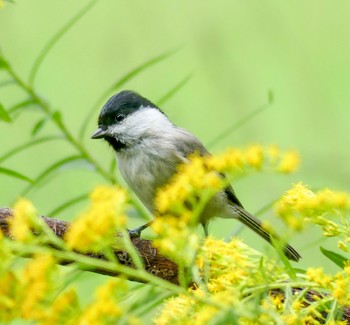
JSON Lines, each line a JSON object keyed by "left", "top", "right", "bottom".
{"left": 91, "top": 90, "right": 301, "bottom": 261}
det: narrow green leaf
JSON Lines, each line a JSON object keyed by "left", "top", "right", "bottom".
{"left": 108, "top": 49, "right": 180, "bottom": 94}
{"left": 0, "top": 80, "right": 14, "bottom": 88}
{"left": 21, "top": 155, "right": 85, "bottom": 195}
{"left": 0, "top": 103, "right": 11, "bottom": 122}
{"left": 131, "top": 289, "right": 172, "bottom": 316}
{"left": 79, "top": 48, "right": 180, "bottom": 140}
{"left": 51, "top": 110, "right": 62, "bottom": 123}
{"left": 8, "top": 99, "right": 38, "bottom": 114}
{"left": 0, "top": 57, "right": 9, "bottom": 70}
{"left": 0, "top": 136, "right": 62, "bottom": 164}
{"left": 156, "top": 73, "right": 192, "bottom": 107}
{"left": 48, "top": 193, "right": 89, "bottom": 217}
{"left": 207, "top": 91, "right": 273, "bottom": 148}
{"left": 267, "top": 89, "right": 274, "bottom": 104}
{"left": 0, "top": 167, "right": 33, "bottom": 183}
{"left": 28, "top": 0, "right": 98, "bottom": 86}
{"left": 31, "top": 116, "right": 49, "bottom": 136}
{"left": 320, "top": 246, "right": 349, "bottom": 268}
{"left": 271, "top": 236, "right": 297, "bottom": 280}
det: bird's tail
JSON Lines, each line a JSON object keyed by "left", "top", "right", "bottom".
{"left": 234, "top": 206, "right": 301, "bottom": 262}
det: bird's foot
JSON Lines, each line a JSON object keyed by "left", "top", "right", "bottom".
{"left": 128, "top": 222, "right": 152, "bottom": 238}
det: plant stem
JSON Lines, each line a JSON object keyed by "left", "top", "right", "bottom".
{"left": 9, "top": 240, "right": 185, "bottom": 295}
{"left": 6, "top": 64, "right": 115, "bottom": 183}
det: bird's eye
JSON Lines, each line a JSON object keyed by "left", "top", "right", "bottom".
{"left": 115, "top": 114, "right": 125, "bottom": 122}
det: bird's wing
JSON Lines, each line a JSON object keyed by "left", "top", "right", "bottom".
{"left": 173, "top": 127, "right": 210, "bottom": 158}
{"left": 174, "top": 127, "right": 244, "bottom": 208}
{"left": 223, "top": 183, "right": 244, "bottom": 208}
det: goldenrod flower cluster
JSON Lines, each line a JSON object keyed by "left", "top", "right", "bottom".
{"left": 156, "top": 145, "right": 299, "bottom": 215}
{"left": 65, "top": 185, "right": 128, "bottom": 252}
{"left": 152, "top": 215, "right": 200, "bottom": 265}
{"left": 275, "top": 183, "right": 350, "bottom": 250}
{"left": 0, "top": 253, "right": 57, "bottom": 322}
{"left": 155, "top": 237, "right": 349, "bottom": 325}
{"left": 153, "top": 145, "right": 299, "bottom": 264}
{"left": 3, "top": 146, "right": 350, "bottom": 324}
{"left": 0, "top": 250, "right": 134, "bottom": 324}
{"left": 306, "top": 264, "right": 350, "bottom": 306}
{"left": 77, "top": 279, "right": 134, "bottom": 325}
{"left": 205, "top": 144, "right": 299, "bottom": 174}
{"left": 10, "top": 198, "right": 38, "bottom": 242}
{"left": 155, "top": 155, "right": 223, "bottom": 217}
{"left": 0, "top": 190, "right": 140, "bottom": 324}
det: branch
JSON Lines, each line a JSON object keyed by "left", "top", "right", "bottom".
{"left": 0, "top": 207, "right": 179, "bottom": 284}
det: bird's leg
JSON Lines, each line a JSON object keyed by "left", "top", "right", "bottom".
{"left": 128, "top": 221, "right": 153, "bottom": 238}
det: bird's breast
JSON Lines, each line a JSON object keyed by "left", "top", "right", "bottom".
{"left": 116, "top": 145, "right": 179, "bottom": 212}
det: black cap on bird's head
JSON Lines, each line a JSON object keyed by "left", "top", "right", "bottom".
{"left": 91, "top": 90, "right": 160, "bottom": 139}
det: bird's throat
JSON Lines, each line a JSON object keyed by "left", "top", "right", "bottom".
{"left": 105, "top": 136, "right": 127, "bottom": 151}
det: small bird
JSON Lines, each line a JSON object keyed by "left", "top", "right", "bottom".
{"left": 91, "top": 90, "right": 301, "bottom": 261}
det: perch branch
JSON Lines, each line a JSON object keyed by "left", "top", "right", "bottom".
{"left": 0, "top": 207, "right": 179, "bottom": 284}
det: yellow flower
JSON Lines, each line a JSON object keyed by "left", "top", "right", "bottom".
{"left": 244, "top": 144, "right": 264, "bottom": 169}
{"left": 291, "top": 300, "right": 303, "bottom": 312}
{"left": 78, "top": 279, "right": 127, "bottom": 325}
{"left": 10, "top": 198, "right": 38, "bottom": 242}
{"left": 152, "top": 215, "right": 200, "bottom": 264}
{"left": 270, "top": 294, "right": 284, "bottom": 310}
{"left": 20, "top": 253, "right": 56, "bottom": 319}
{"left": 332, "top": 269, "right": 350, "bottom": 305}
{"left": 155, "top": 153, "right": 224, "bottom": 222}
{"left": 277, "top": 150, "right": 300, "bottom": 173}
{"left": 0, "top": 271, "right": 20, "bottom": 321}
{"left": 65, "top": 185, "right": 127, "bottom": 252}
{"left": 276, "top": 183, "right": 350, "bottom": 237}
{"left": 306, "top": 267, "right": 332, "bottom": 288}
{"left": 156, "top": 145, "right": 300, "bottom": 218}
{"left": 155, "top": 237, "right": 285, "bottom": 324}
{"left": 281, "top": 315, "right": 298, "bottom": 325}
{"left": 206, "top": 148, "right": 244, "bottom": 172}
{"left": 40, "top": 289, "right": 80, "bottom": 325}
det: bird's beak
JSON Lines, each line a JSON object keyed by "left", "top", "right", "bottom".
{"left": 91, "top": 128, "right": 108, "bottom": 139}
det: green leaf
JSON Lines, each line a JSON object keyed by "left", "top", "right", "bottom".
{"left": 0, "top": 136, "right": 62, "bottom": 164}
{"left": 31, "top": 116, "right": 50, "bottom": 136}
{"left": 48, "top": 193, "right": 89, "bottom": 217}
{"left": 0, "top": 167, "right": 33, "bottom": 183}
{"left": 267, "top": 89, "right": 274, "bottom": 104}
{"left": 8, "top": 99, "right": 38, "bottom": 115}
{"left": 0, "top": 80, "right": 15, "bottom": 88}
{"left": 320, "top": 246, "right": 349, "bottom": 268}
{"left": 156, "top": 73, "right": 192, "bottom": 107}
{"left": 0, "top": 57, "right": 9, "bottom": 70}
{"left": 0, "top": 103, "right": 11, "bottom": 122}
{"left": 207, "top": 90, "right": 273, "bottom": 148}
{"left": 79, "top": 47, "right": 180, "bottom": 140}
{"left": 108, "top": 49, "right": 180, "bottom": 94}
{"left": 271, "top": 236, "right": 297, "bottom": 280}
{"left": 21, "top": 155, "right": 86, "bottom": 195}
{"left": 51, "top": 110, "right": 62, "bottom": 123}
{"left": 28, "top": 0, "right": 98, "bottom": 86}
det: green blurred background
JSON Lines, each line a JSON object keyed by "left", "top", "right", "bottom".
{"left": 1, "top": 0, "right": 349, "bottom": 273}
